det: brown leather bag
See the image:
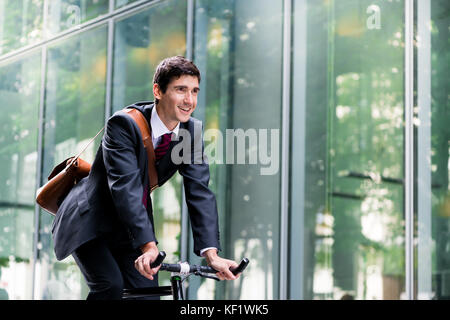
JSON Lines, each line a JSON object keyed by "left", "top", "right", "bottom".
{"left": 36, "top": 108, "right": 158, "bottom": 215}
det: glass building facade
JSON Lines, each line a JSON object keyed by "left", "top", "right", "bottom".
{"left": 0, "top": 0, "right": 448, "bottom": 300}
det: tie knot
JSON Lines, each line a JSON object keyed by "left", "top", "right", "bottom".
{"left": 155, "top": 133, "right": 172, "bottom": 161}
{"left": 161, "top": 133, "right": 172, "bottom": 144}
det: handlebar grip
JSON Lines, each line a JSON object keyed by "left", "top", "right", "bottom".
{"left": 150, "top": 251, "right": 166, "bottom": 268}
{"left": 197, "top": 265, "right": 218, "bottom": 274}
{"left": 198, "top": 258, "right": 250, "bottom": 275}
{"left": 231, "top": 258, "right": 249, "bottom": 275}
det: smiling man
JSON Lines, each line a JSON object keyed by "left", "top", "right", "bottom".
{"left": 52, "top": 56, "right": 239, "bottom": 300}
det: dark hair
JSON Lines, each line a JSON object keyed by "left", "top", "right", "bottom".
{"left": 153, "top": 56, "right": 201, "bottom": 104}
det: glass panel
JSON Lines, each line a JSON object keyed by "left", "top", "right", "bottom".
{"left": 290, "top": 0, "right": 405, "bottom": 300}
{"left": 46, "top": 0, "right": 109, "bottom": 37}
{"left": 189, "top": 0, "right": 283, "bottom": 299}
{"left": 0, "top": 52, "right": 41, "bottom": 300}
{"left": 151, "top": 174, "right": 183, "bottom": 298}
{"left": 115, "top": 0, "right": 139, "bottom": 9}
{"left": 36, "top": 26, "right": 107, "bottom": 299}
{"left": 0, "top": 0, "right": 44, "bottom": 55}
{"left": 416, "top": 0, "right": 450, "bottom": 300}
{"left": 112, "top": 0, "right": 187, "bottom": 112}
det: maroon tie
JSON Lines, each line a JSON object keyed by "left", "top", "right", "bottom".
{"left": 143, "top": 133, "right": 172, "bottom": 208}
{"left": 154, "top": 133, "right": 172, "bottom": 161}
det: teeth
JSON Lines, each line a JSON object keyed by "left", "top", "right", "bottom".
{"left": 179, "top": 106, "right": 190, "bottom": 112}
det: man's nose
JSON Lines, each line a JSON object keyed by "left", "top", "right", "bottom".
{"left": 184, "top": 91, "right": 194, "bottom": 105}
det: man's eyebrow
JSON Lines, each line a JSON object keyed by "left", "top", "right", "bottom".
{"left": 174, "top": 85, "right": 200, "bottom": 91}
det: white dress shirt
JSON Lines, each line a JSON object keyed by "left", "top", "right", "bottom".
{"left": 151, "top": 105, "right": 179, "bottom": 148}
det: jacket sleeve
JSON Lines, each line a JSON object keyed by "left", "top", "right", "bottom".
{"left": 178, "top": 121, "right": 221, "bottom": 256}
{"left": 102, "top": 112, "right": 156, "bottom": 249}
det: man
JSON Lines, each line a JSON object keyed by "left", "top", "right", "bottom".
{"left": 52, "top": 56, "right": 238, "bottom": 299}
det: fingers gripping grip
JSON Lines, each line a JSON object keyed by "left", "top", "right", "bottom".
{"left": 232, "top": 258, "right": 249, "bottom": 275}
{"left": 150, "top": 251, "right": 166, "bottom": 268}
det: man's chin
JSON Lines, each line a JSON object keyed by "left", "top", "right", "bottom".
{"left": 173, "top": 115, "right": 186, "bottom": 123}
{"left": 180, "top": 115, "right": 191, "bottom": 123}
{"left": 177, "top": 112, "right": 193, "bottom": 123}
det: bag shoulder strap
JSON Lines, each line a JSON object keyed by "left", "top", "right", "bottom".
{"left": 66, "top": 126, "right": 105, "bottom": 168}
{"left": 123, "top": 108, "right": 158, "bottom": 192}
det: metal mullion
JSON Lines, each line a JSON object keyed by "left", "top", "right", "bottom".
{"left": 186, "top": 0, "right": 194, "bottom": 61}
{"left": 180, "top": 0, "right": 194, "bottom": 299}
{"left": 417, "top": 0, "right": 432, "bottom": 300}
{"left": 109, "top": 0, "right": 115, "bottom": 13}
{"left": 404, "top": 0, "right": 415, "bottom": 301}
{"left": 104, "top": 19, "right": 114, "bottom": 124}
{"left": 280, "top": 0, "right": 292, "bottom": 300}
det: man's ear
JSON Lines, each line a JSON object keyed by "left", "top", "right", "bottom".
{"left": 153, "top": 83, "right": 162, "bottom": 100}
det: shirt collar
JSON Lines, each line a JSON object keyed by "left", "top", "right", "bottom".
{"left": 151, "top": 105, "right": 180, "bottom": 139}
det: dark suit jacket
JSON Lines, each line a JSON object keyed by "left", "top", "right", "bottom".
{"left": 52, "top": 101, "right": 221, "bottom": 261}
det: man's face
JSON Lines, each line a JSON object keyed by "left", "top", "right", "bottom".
{"left": 154, "top": 75, "right": 199, "bottom": 129}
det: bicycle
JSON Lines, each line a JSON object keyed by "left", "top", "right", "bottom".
{"left": 122, "top": 251, "right": 249, "bottom": 300}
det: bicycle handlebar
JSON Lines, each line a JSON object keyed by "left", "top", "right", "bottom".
{"left": 150, "top": 251, "right": 250, "bottom": 277}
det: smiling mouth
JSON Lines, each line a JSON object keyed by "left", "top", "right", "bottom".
{"left": 178, "top": 106, "right": 192, "bottom": 113}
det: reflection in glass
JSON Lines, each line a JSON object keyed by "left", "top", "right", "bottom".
{"left": 112, "top": 0, "right": 187, "bottom": 112}
{"left": 46, "top": 0, "right": 109, "bottom": 36}
{"left": 151, "top": 174, "right": 183, "bottom": 298}
{"left": 190, "top": 0, "right": 283, "bottom": 299}
{"left": 0, "top": 52, "right": 41, "bottom": 299}
{"left": 290, "top": 0, "right": 405, "bottom": 299}
{"left": 36, "top": 26, "right": 107, "bottom": 299}
{"left": 115, "top": 0, "right": 139, "bottom": 9}
{"left": 0, "top": 0, "right": 44, "bottom": 55}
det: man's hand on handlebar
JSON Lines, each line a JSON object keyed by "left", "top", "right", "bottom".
{"left": 135, "top": 241, "right": 160, "bottom": 280}
{"left": 203, "top": 249, "right": 240, "bottom": 281}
